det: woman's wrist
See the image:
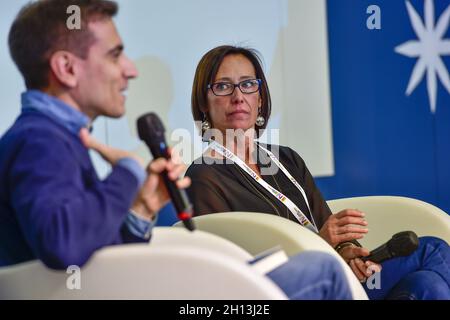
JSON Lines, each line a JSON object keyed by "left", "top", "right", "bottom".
{"left": 334, "top": 241, "right": 356, "bottom": 254}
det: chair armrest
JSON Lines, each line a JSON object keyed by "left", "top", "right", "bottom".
{"left": 0, "top": 229, "right": 286, "bottom": 299}
{"left": 149, "top": 227, "right": 252, "bottom": 261}
{"left": 327, "top": 196, "right": 450, "bottom": 248}
{"left": 179, "top": 212, "right": 368, "bottom": 300}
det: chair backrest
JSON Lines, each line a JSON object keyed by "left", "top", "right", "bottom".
{"left": 181, "top": 212, "right": 368, "bottom": 300}
{"left": 0, "top": 228, "right": 286, "bottom": 300}
{"left": 327, "top": 196, "right": 450, "bottom": 249}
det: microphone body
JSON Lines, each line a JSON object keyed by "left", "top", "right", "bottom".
{"left": 137, "top": 113, "right": 195, "bottom": 231}
{"left": 362, "top": 231, "right": 419, "bottom": 263}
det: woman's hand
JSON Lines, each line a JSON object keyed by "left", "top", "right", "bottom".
{"left": 338, "top": 245, "right": 382, "bottom": 282}
{"left": 319, "top": 209, "right": 369, "bottom": 248}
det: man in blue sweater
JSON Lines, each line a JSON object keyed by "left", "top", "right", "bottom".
{"left": 0, "top": 0, "right": 354, "bottom": 299}
{"left": 0, "top": 0, "right": 191, "bottom": 270}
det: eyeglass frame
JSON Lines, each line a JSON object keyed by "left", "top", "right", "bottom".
{"left": 207, "top": 78, "right": 262, "bottom": 96}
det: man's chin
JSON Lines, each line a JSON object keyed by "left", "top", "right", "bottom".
{"left": 107, "top": 105, "right": 126, "bottom": 118}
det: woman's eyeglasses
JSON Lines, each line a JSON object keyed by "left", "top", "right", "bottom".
{"left": 207, "top": 79, "right": 261, "bottom": 96}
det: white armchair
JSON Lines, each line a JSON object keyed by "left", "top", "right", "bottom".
{"left": 182, "top": 212, "right": 369, "bottom": 300}
{"left": 327, "top": 196, "right": 450, "bottom": 249}
{"left": 0, "top": 228, "right": 287, "bottom": 300}
{"left": 181, "top": 196, "right": 450, "bottom": 300}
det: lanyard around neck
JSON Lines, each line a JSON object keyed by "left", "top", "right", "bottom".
{"left": 208, "top": 141, "right": 318, "bottom": 233}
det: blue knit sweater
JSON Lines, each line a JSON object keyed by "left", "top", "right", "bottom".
{"left": 0, "top": 95, "right": 146, "bottom": 269}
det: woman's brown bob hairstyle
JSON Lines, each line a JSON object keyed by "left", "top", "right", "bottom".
{"left": 191, "top": 45, "right": 271, "bottom": 137}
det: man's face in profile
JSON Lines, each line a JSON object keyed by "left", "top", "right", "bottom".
{"left": 73, "top": 18, "right": 138, "bottom": 119}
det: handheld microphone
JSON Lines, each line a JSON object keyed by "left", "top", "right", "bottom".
{"left": 137, "top": 112, "right": 195, "bottom": 231}
{"left": 362, "top": 231, "right": 419, "bottom": 263}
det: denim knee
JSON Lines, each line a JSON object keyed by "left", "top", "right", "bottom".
{"left": 289, "top": 251, "right": 350, "bottom": 290}
{"left": 419, "top": 236, "right": 450, "bottom": 267}
{"left": 386, "top": 270, "right": 450, "bottom": 300}
{"left": 289, "top": 251, "right": 344, "bottom": 275}
{"left": 420, "top": 236, "right": 449, "bottom": 250}
{"left": 267, "top": 251, "right": 352, "bottom": 300}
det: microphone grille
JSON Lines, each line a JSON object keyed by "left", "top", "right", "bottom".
{"left": 137, "top": 112, "right": 165, "bottom": 142}
{"left": 388, "top": 231, "right": 419, "bottom": 257}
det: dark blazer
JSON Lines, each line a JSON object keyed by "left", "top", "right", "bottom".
{"left": 186, "top": 144, "right": 332, "bottom": 230}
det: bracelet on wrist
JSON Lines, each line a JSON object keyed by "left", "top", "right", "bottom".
{"left": 334, "top": 242, "right": 356, "bottom": 254}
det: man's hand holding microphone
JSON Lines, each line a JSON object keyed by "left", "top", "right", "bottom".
{"left": 79, "top": 126, "right": 191, "bottom": 223}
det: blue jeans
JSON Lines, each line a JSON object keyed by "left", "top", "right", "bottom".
{"left": 267, "top": 251, "right": 353, "bottom": 300}
{"left": 364, "top": 237, "right": 450, "bottom": 300}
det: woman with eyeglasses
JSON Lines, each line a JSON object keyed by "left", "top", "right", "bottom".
{"left": 186, "top": 45, "right": 450, "bottom": 300}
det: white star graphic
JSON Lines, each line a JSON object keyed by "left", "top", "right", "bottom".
{"left": 395, "top": 0, "right": 450, "bottom": 113}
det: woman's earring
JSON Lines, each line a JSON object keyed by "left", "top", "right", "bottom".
{"left": 256, "top": 108, "right": 265, "bottom": 127}
{"left": 202, "top": 113, "right": 211, "bottom": 131}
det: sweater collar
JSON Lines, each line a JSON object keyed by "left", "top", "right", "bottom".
{"left": 21, "top": 90, "right": 91, "bottom": 135}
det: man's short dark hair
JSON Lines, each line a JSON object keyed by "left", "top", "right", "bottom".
{"left": 8, "top": 0, "right": 118, "bottom": 89}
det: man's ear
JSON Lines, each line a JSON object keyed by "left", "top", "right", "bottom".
{"left": 49, "top": 51, "right": 79, "bottom": 88}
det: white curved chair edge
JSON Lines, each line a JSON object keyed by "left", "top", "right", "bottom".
{"left": 328, "top": 196, "right": 450, "bottom": 224}
{"left": 327, "top": 195, "right": 450, "bottom": 246}
{"left": 150, "top": 227, "right": 253, "bottom": 261}
{"left": 0, "top": 228, "right": 287, "bottom": 300}
{"left": 182, "top": 212, "right": 369, "bottom": 300}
